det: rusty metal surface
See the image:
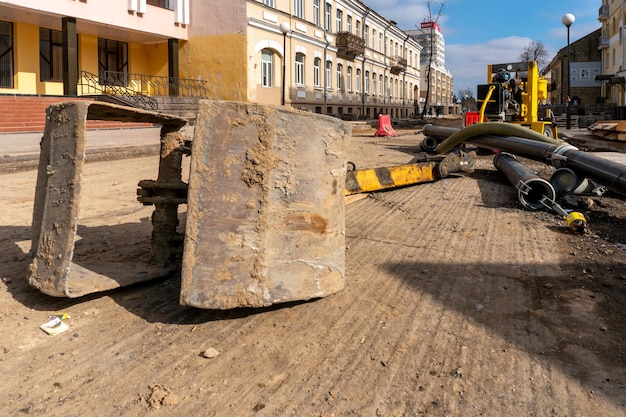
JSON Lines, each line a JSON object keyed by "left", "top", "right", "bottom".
{"left": 180, "top": 101, "right": 350, "bottom": 309}
{"left": 28, "top": 100, "right": 186, "bottom": 297}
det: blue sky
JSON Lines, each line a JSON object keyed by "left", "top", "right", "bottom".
{"left": 363, "top": 0, "right": 602, "bottom": 97}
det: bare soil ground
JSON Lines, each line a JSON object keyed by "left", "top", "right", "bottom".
{"left": 1, "top": 119, "right": 626, "bottom": 416}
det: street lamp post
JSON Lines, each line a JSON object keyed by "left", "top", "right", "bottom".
{"left": 279, "top": 22, "right": 291, "bottom": 106}
{"left": 562, "top": 13, "right": 575, "bottom": 130}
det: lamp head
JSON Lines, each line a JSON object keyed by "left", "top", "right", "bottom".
{"left": 561, "top": 13, "right": 575, "bottom": 28}
{"left": 279, "top": 22, "right": 291, "bottom": 34}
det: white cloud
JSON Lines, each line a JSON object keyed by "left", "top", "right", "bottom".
{"left": 446, "top": 36, "right": 533, "bottom": 95}
{"left": 362, "top": 0, "right": 431, "bottom": 30}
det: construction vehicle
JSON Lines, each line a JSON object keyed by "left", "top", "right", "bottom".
{"left": 472, "top": 60, "right": 558, "bottom": 138}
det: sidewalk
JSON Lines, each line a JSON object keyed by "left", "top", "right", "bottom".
{"left": 0, "top": 126, "right": 194, "bottom": 173}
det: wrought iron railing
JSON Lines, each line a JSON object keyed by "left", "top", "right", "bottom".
{"left": 104, "top": 71, "right": 208, "bottom": 98}
{"left": 79, "top": 71, "right": 159, "bottom": 111}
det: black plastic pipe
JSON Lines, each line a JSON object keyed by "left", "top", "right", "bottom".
{"left": 493, "top": 152, "right": 556, "bottom": 210}
{"left": 422, "top": 124, "right": 626, "bottom": 196}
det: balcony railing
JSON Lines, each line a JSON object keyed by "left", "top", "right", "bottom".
{"left": 599, "top": 36, "right": 610, "bottom": 49}
{"left": 390, "top": 56, "right": 407, "bottom": 75}
{"left": 598, "top": 4, "right": 609, "bottom": 21}
{"left": 335, "top": 32, "right": 365, "bottom": 60}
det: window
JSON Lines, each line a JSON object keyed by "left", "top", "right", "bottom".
{"left": 365, "top": 70, "right": 369, "bottom": 93}
{"left": 347, "top": 66, "right": 352, "bottom": 91}
{"left": 147, "top": 0, "right": 172, "bottom": 9}
{"left": 294, "top": 0, "right": 304, "bottom": 19}
{"left": 261, "top": 49, "right": 273, "bottom": 87}
{"left": 0, "top": 21, "right": 13, "bottom": 88}
{"left": 364, "top": 25, "right": 369, "bottom": 47}
{"left": 356, "top": 68, "right": 361, "bottom": 92}
{"left": 356, "top": 20, "right": 360, "bottom": 36}
{"left": 39, "top": 28, "right": 63, "bottom": 82}
{"left": 379, "top": 74, "right": 383, "bottom": 95}
{"left": 314, "top": 57, "right": 321, "bottom": 87}
{"left": 372, "top": 29, "right": 376, "bottom": 50}
{"left": 337, "top": 63, "right": 343, "bottom": 90}
{"left": 313, "top": 0, "right": 320, "bottom": 26}
{"left": 324, "top": 3, "right": 331, "bottom": 31}
{"left": 98, "top": 38, "right": 128, "bottom": 83}
{"left": 295, "top": 53, "right": 304, "bottom": 85}
{"left": 325, "top": 60, "right": 332, "bottom": 89}
{"left": 372, "top": 72, "right": 376, "bottom": 94}
{"left": 347, "top": 16, "right": 352, "bottom": 33}
{"left": 336, "top": 9, "right": 342, "bottom": 32}
{"left": 379, "top": 33, "right": 383, "bottom": 53}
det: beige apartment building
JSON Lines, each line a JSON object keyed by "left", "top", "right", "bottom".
{"left": 186, "top": 0, "right": 423, "bottom": 119}
{"left": 0, "top": 0, "right": 421, "bottom": 132}
{"left": 598, "top": 1, "right": 626, "bottom": 105}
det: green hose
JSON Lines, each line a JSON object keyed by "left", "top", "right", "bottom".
{"left": 435, "top": 122, "right": 561, "bottom": 154}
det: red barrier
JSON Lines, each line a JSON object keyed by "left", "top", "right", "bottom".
{"left": 464, "top": 111, "right": 480, "bottom": 126}
{"left": 374, "top": 114, "right": 397, "bottom": 137}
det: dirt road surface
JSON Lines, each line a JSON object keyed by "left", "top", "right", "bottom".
{"left": 1, "top": 123, "right": 626, "bottom": 416}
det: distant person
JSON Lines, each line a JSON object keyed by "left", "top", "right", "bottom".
{"left": 428, "top": 107, "right": 433, "bottom": 117}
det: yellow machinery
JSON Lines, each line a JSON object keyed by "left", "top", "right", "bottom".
{"left": 475, "top": 61, "right": 557, "bottom": 138}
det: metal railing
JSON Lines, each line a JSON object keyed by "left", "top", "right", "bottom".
{"left": 104, "top": 71, "right": 208, "bottom": 98}
{"left": 79, "top": 71, "right": 159, "bottom": 111}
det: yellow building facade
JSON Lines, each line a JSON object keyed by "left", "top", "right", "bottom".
{"left": 1, "top": 0, "right": 420, "bottom": 120}
{"left": 0, "top": 0, "right": 189, "bottom": 102}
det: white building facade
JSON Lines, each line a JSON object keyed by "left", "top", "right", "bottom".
{"left": 407, "top": 22, "right": 454, "bottom": 115}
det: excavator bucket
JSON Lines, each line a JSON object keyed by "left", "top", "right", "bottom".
{"left": 28, "top": 101, "right": 187, "bottom": 297}
{"left": 180, "top": 101, "right": 350, "bottom": 309}
{"left": 28, "top": 100, "right": 350, "bottom": 309}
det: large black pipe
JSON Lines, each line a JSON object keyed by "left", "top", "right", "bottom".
{"left": 493, "top": 152, "right": 556, "bottom": 210}
{"left": 422, "top": 124, "right": 626, "bottom": 196}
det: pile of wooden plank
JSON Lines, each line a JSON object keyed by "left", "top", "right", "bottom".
{"left": 560, "top": 120, "right": 626, "bottom": 153}
{"left": 587, "top": 120, "right": 626, "bottom": 141}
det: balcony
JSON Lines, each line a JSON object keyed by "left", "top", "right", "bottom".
{"left": 390, "top": 56, "right": 407, "bottom": 75}
{"left": 598, "top": 4, "right": 609, "bottom": 21}
{"left": 335, "top": 32, "right": 365, "bottom": 60}
{"left": 599, "top": 36, "right": 610, "bottom": 49}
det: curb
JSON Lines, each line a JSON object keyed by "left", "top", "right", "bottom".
{"left": 0, "top": 144, "right": 160, "bottom": 174}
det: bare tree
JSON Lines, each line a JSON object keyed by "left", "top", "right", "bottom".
{"left": 457, "top": 87, "right": 475, "bottom": 111}
{"left": 519, "top": 40, "right": 549, "bottom": 69}
{"left": 419, "top": 0, "right": 445, "bottom": 119}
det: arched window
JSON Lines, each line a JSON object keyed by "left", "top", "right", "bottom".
{"left": 372, "top": 72, "right": 376, "bottom": 95}
{"left": 325, "top": 60, "right": 332, "bottom": 89}
{"left": 356, "top": 68, "right": 361, "bottom": 92}
{"left": 261, "top": 49, "right": 273, "bottom": 87}
{"left": 346, "top": 66, "right": 352, "bottom": 91}
{"left": 365, "top": 70, "right": 370, "bottom": 93}
{"left": 295, "top": 53, "right": 305, "bottom": 85}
